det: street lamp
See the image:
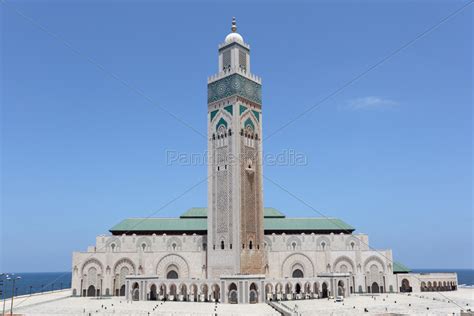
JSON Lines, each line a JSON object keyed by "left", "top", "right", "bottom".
{"left": 7, "top": 275, "right": 21, "bottom": 316}
{"left": 1, "top": 273, "right": 7, "bottom": 316}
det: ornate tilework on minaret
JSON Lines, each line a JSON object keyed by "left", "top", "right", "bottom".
{"left": 207, "top": 18, "right": 265, "bottom": 277}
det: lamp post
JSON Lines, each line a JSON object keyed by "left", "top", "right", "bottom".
{"left": 1, "top": 273, "right": 7, "bottom": 316}
{"left": 7, "top": 275, "right": 21, "bottom": 316}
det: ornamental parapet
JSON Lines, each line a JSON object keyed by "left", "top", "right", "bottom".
{"left": 208, "top": 66, "right": 261, "bottom": 84}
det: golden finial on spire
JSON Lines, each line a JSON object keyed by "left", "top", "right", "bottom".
{"left": 231, "top": 17, "right": 237, "bottom": 33}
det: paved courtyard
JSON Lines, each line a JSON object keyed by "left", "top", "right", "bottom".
{"left": 5, "top": 288, "right": 473, "bottom": 315}
{"left": 281, "top": 288, "right": 474, "bottom": 315}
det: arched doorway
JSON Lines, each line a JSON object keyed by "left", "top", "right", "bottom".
{"left": 119, "top": 284, "right": 125, "bottom": 296}
{"left": 337, "top": 280, "right": 345, "bottom": 297}
{"left": 292, "top": 269, "right": 304, "bottom": 278}
{"left": 201, "top": 284, "right": 209, "bottom": 302}
{"left": 132, "top": 282, "right": 140, "bottom": 301}
{"left": 285, "top": 283, "right": 292, "bottom": 300}
{"left": 190, "top": 284, "right": 198, "bottom": 302}
{"left": 180, "top": 284, "right": 187, "bottom": 301}
{"left": 87, "top": 285, "right": 96, "bottom": 297}
{"left": 401, "top": 279, "right": 411, "bottom": 293}
{"left": 313, "top": 282, "right": 320, "bottom": 297}
{"left": 321, "top": 283, "right": 328, "bottom": 298}
{"left": 169, "top": 284, "right": 177, "bottom": 300}
{"left": 150, "top": 284, "right": 157, "bottom": 300}
{"left": 211, "top": 284, "right": 220, "bottom": 302}
{"left": 371, "top": 282, "right": 380, "bottom": 294}
{"left": 295, "top": 283, "right": 302, "bottom": 294}
{"left": 249, "top": 283, "right": 258, "bottom": 304}
{"left": 228, "top": 283, "right": 238, "bottom": 304}
{"left": 159, "top": 284, "right": 167, "bottom": 299}
{"left": 265, "top": 283, "right": 273, "bottom": 301}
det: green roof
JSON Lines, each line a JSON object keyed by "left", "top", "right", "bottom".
{"left": 264, "top": 217, "right": 354, "bottom": 231}
{"left": 263, "top": 207, "right": 285, "bottom": 218}
{"left": 111, "top": 218, "right": 207, "bottom": 233}
{"left": 393, "top": 261, "right": 411, "bottom": 273}
{"left": 180, "top": 207, "right": 285, "bottom": 219}
{"left": 180, "top": 207, "right": 207, "bottom": 218}
{"left": 110, "top": 207, "right": 354, "bottom": 234}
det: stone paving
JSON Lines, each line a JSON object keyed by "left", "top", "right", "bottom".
{"left": 9, "top": 293, "right": 278, "bottom": 316}
{"left": 282, "top": 288, "right": 474, "bottom": 315}
{"left": 5, "top": 288, "right": 473, "bottom": 315}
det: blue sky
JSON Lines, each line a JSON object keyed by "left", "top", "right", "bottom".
{"left": 1, "top": 1, "right": 472, "bottom": 272}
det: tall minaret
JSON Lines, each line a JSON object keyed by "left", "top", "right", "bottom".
{"left": 207, "top": 18, "right": 265, "bottom": 277}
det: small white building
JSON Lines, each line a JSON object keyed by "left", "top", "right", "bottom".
{"left": 71, "top": 18, "right": 457, "bottom": 304}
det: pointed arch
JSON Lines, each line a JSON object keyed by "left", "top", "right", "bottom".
{"left": 281, "top": 253, "right": 315, "bottom": 278}
{"left": 333, "top": 256, "right": 355, "bottom": 273}
{"left": 156, "top": 254, "right": 190, "bottom": 279}
{"left": 363, "top": 255, "right": 386, "bottom": 272}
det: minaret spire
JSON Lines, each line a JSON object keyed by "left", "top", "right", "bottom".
{"left": 231, "top": 17, "right": 237, "bottom": 32}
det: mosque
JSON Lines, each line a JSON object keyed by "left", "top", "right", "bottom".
{"left": 71, "top": 18, "right": 457, "bottom": 304}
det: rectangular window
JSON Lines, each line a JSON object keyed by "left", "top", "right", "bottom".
{"left": 223, "top": 50, "right": 231, "bottom": 70}
{"left": 239, "top": 50, "right": 247, "bottom": 70}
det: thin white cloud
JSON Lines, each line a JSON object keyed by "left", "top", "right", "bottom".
{"left": 347, "top": 96, "right": 399, "bottom": 110}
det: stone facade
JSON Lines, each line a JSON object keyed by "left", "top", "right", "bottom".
{"left": 71, "top": 19, "right": 458, "bottom": 303}
{"left": 71, "top": 230, "right": 458, "bottom": 300}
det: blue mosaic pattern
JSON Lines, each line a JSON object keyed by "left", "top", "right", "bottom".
{"left": 208, "top": 74, "right": 262, "bottom": 105}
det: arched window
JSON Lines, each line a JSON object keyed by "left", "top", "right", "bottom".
{"left": 172, "top": 243, "right": 177, "bottom": 251}
{"left": 141, "top": 243, "right": 147, "bottom": 251}
{"left": 249, "top": 240, "right": 253, "bottom": 250}
{"left": 166, "top": 270, "right": 178, "bottom": 279}
{"left": 321, "top": 242, "right": 326, "bottom": 250}
{"left": 291, "top": 242, "right": 296, "bottom": 250}
{"left": 110, "top": 243, "right": 116, "bottom": 252}
{"left": 221, "top": 240, "right": 225, "bottom": 250}
{"left": 350, "top": 242, "right": 355, "bottom": 250}
{"left": 292, "top": 269, "right": 304, "bottom": 278}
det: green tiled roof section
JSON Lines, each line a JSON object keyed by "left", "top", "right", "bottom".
{"left": 263, "top": 207, "right": 285, "bottom": 218}
{"left": 110, "top": 218, "right": 207, "bottom": 232}
{"left": 393, "top": 261, "right": 411, "bottom": 273}
{"left": 180, "top": 207, "right": 207, "bottom": 218}
{"left": 240, "top": 104, "right": 247, "bottom": 115}
{"left": 110, "top": 216, "right": 353, "bottom": 233}
{"left": 264, "top": 217, "right": 354, "bottom": 231}
{"left": 180, "top": 207, "right": 285, "bottom": 219}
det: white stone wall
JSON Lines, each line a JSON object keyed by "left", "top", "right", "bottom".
{"left": 265, "top": 232, "right": 397, "bottom": 294}
{"left": 71, "top": 234, "right": 206, "bottom": 296}
{"left": 396, "top": 272, "right": 458, "bottom": 293}
{"left": 72, "top": 232, "right": 456, "bottom": 297}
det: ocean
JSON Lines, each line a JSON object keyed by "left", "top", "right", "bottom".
{"left": 0, "top": 272, "right": 72, "bottom": 299}
{"left": 0, "top": 269, "right": 472, "bottom": 299}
